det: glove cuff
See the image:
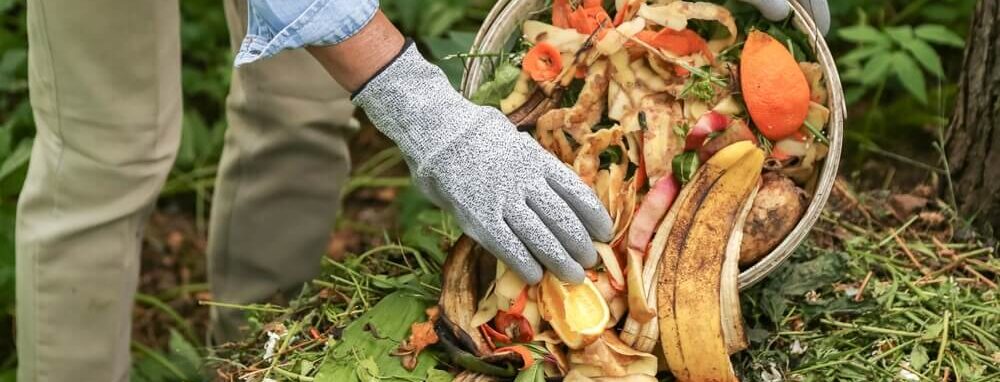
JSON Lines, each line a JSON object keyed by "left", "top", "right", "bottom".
{"left": 352, "top": 40, "right": 473, "bottom": 169}
{"left": 351, "top": 39, "right": 415, "bottom": 98}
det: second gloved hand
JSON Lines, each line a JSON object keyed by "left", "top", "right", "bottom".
{"left": 353, "top": 41, "right": 613, "bottom": 285}
{"left": 739, "top": 0, "right": 830, "bottom": 35}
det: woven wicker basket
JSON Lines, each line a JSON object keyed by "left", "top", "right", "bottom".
{"left": 460, "top": 0, "right": 845, "bottom": 290}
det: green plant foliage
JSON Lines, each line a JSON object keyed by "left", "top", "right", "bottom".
{"left": 314, "top": 291, "right": 437, "bottom": 382}
{"left": 130, "top": 330, "right": 204, "bottom": 382}
{"left": 0, "top": 204, "right": 12, "bottom": 312}
{"left": 396, "top": 187, "right": 461, "bottom": 266}
{"left": 426, "top": 31, "right": 480, "bottom": 87}
{"left": 838, "top": 20, "right": 963, "bottom": 104}
{"left": 383, "top": 0, "right": 495, "bottom": 87}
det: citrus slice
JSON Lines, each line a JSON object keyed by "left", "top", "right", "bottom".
{"left": 539, "top": 272, "right": 610, "bottom": 349}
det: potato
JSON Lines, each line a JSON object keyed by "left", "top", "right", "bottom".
{"left": 739, "top": 173, "right": 806, "bottom": 267}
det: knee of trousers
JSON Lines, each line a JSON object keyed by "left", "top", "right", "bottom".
{"left": 16, "top": 112, "right": 182, "bottom": 244}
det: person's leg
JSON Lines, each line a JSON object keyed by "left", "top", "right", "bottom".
{"left": 209, "top": 0, "right": 356, "bottom": 342}
{"left": 17, "top": 0, "right": 181, "bottom": 381}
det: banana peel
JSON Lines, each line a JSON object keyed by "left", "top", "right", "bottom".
{"left": 439, "top": 235, "right": 492, "bottom": 356}
{"left": 721, "top": 183, "right": 757, "bottom": 355}
{"left": 657, "top": 142, "right": 763, "bottom": 381}
{"left": 619, "top": 143, "right": 729, "bottom": 351}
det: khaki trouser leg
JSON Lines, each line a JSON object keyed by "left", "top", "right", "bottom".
{"left": 17, "top": 0, "right": 181, "bottom": 381}
{"left": 209, "top": 0, "right": 356, "bottom": 342}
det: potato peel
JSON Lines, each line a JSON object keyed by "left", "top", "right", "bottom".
{"left": 539, "top": 273, "right": 610, "bottom": 349}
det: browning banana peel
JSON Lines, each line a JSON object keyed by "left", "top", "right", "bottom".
{"left": 657, "top": 142, "right": 764, "bottom": 381}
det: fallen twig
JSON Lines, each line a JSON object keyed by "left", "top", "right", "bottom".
{"left": 854, "top": 271, "right": 873, "bottom": 302}
{"left": 892, "top": 230, "right": 930, "bottom": 275}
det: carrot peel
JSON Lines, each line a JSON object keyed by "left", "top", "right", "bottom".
{"left": 523, "top": 42, "right": 563, "bottom": 82}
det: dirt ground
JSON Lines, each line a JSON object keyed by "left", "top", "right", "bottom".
{"left": 132, "top": 120, "right": 403, "bottom": 350}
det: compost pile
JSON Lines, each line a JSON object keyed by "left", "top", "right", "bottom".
{"left": 416, "top": 1, "right": 833, "bottom": 381}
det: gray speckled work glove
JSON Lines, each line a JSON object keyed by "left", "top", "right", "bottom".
{"left": 353, "top": 41, "right": 613, "bottom": 285}
{"left": 740, "top": 0, "right": 830, "bottom": 35}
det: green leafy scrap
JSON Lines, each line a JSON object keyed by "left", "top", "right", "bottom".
{"left": 425, "top": 368, "right": 455, "bottom": 382}
{"left": 315, "top": 291, "right": 436, "bottom": 382}
{"left": 470, "top": 61, "right": 522, "bottom": 108}
{"left": 513, "top": 363, "right": 545, "bottom": 382}
{"left": 671, "top": 152, "right": 700, "bottom": 185}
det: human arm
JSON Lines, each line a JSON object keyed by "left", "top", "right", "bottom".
{"left": 234, "top": 1, "right": 613, "bottom": 284}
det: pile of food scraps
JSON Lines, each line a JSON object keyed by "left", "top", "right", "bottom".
{"left": 403, "top": 1, "right": 834, "bottom": 381}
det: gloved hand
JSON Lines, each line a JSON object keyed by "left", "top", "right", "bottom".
{"left": 353, "top": 41, "right": 614, "bottom": 285}
{"left": 739, "top": 0, "right": 830, "bottom": 35}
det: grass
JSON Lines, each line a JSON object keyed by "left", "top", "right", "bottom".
{"left": 202, "top": 175, "right": 997, "bottom": 381}
{"left": 736, "top": 207, "right": 998, "bottom": 381}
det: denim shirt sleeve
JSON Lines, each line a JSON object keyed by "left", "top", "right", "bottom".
{"left": 234, "top": 0, "right": 379, "bottom": 67}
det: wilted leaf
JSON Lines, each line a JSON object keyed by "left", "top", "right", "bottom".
{"left": 891, "top": 52, "right": 927, "bottom": 104}
{"left": 746, "top": 326, "right": 771, "bottom": 344}
{"left": 889, "top": 194, "right": 929, "bottom": 219}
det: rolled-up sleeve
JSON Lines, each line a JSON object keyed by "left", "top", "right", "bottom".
{"left": 234, "top": 0, "right": 379, "bottom": 67}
